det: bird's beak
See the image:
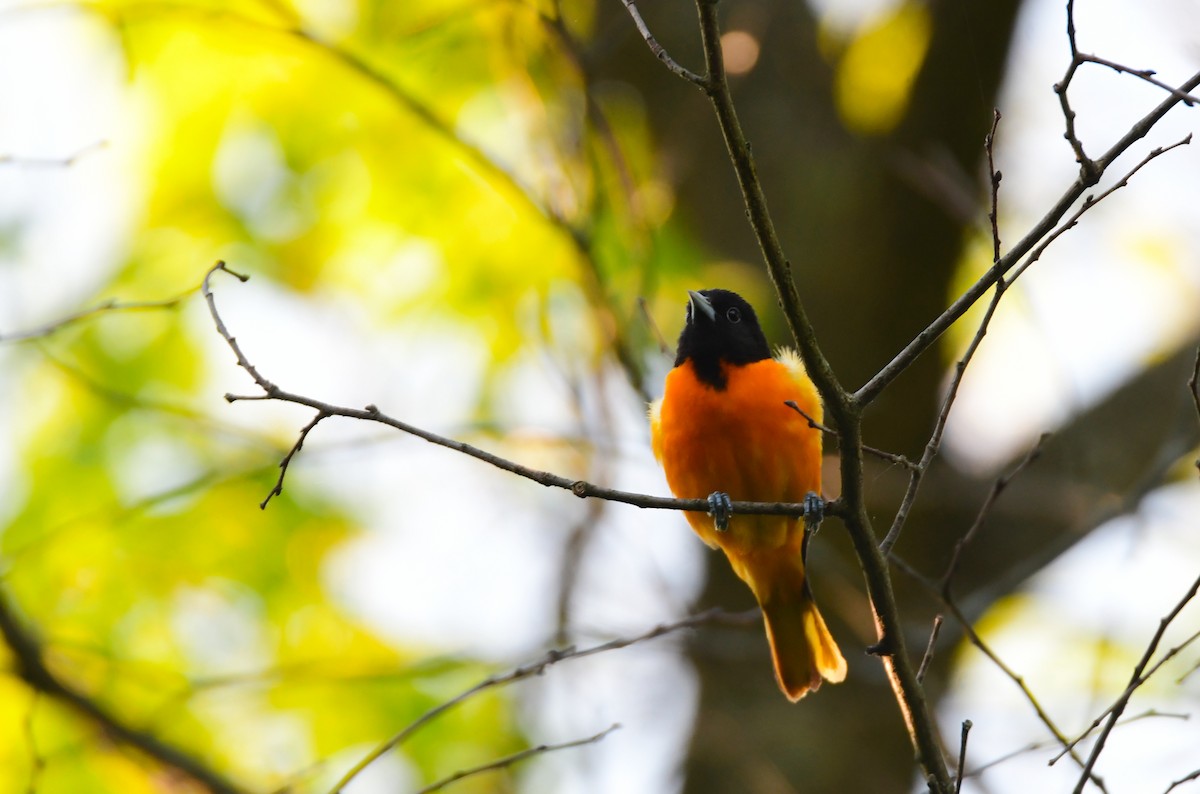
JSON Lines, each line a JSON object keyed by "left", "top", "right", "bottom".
{"left": 688, "top": 290, "right": 716, "bottom": 324}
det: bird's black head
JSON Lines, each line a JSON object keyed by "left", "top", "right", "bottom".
{"left": 674, "top": 288, "right": 771, "bottom": 389}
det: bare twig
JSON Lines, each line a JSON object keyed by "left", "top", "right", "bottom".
{"left": 889, "top": 556, "right": 1107, "bottom": 791}
{"left": 260, "top": 410, "right": 330, "bottom": 509}
{"left": 618, "top": 0, "right": 708, "bottom": 88}
{"left": 1081, "top": 54, "right": 1199, "bottom": 107}
{"left": 1190, "top": 347, "right": 1200, "bottom": 477}
{"left": 0, "top": 140, "right": 107, "bottom": 168}
{"left": 1064, "top": 573, "right": 1200, "bottom": 792}
{"left": 1055, "top": 0, "right": 1097, "bottom": 179}
{"left": 784, "top": 400, "right": 917, "bottom": 471}
{"left": 916, "top": 615, "right": 944, "bottom": 685}
{"left": 855, "top": 71, "right": 1200, "bottom": 407}
{"left": 986, "top": 109, "right": 1004, "bottom": 264}
{"left": 964, "top": 710, "right": 1189, "bottom": 781}
{"left": 955, "top": 720, "right": 973, "bottom": 794}
{"left": 1057, "top": 0, "right": 1196, "bottom": 176}
{"left": 940, "top": 434, "right": 1050, "bottom": 595}
{"left": 1010, "top": 135, "right": 1192, "bottom": 286}
{"left": 1166, "top": 768, "right": 1200, "bottom": 793}
{"left": 880, "top": 111, "right": 1010, "bottom": 557}
{"left": 1191, "top": 348, "right": 1200, "bottom": 423}
{"left": 0, "top": 587, "right": 246, "bottom": 794}
{"left": 412, "top": 724, "right": 621, "bottom": 794}
{"left": 328, "top": 608, "right": 756, "bottom": 792}
{"left": 879, "top": 273, "right": 1004, "bottom": 556}
{"left": 204, "top": 263, "right": 838, "bottom": 522}
{"left": 0, "top": 285, "right": 199, "bottom": 343}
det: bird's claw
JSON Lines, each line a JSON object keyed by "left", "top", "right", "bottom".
{"left": 707, "top": 491, "right": 733, "bottom": 532}
{"left": 803, "top": 491, "right": 825, "bottom": 533}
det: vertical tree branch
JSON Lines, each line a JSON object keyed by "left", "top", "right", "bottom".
{"left": 1189, "top": 348, "right": 1200, "bottom": 477}
{"left": 689, "top": 2, "right": 951, "bottom": 789}
{"left": 954, "top": 720, "right": 973, "bottom": 794}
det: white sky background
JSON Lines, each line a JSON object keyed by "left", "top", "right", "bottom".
{"left": 1, "top": 0, "right": 1199, "bottom": 792}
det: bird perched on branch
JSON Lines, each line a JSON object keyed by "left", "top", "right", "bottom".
{"left": 650, "top": 288, "right": 846, "bottom": 701}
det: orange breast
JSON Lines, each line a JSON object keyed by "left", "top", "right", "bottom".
{"left": 653, "top": 356, "right": 822, "bottom": 556}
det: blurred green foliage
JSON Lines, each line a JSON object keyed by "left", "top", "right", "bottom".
{"left": 0, "top": 0, "right": 705, "bottom": 790}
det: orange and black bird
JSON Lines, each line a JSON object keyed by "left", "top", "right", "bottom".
{"left": 650, "top": 289, "right": 846, "bottom": 701}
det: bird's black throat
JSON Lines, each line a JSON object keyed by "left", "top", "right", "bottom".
{"left": 674, "top": 289, "right": 771, "bottom": 391}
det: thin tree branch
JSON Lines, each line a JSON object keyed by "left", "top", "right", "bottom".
{"left": 855, "top": 70, "right": 1200, "bottom": 407}
{"left": 1190, "top": 347, "right": 1200, "bottom": 477}
{"left": 986, "top": 109, "right": 1004, "bottom": 264}
{"left": 1055, "top": 0, "right": 1096, "bottom": 179}
{"left": 916, "top": 614, "right": 944, "bottom": 685}
{"left": 1191, "top": 347, "right": 1200, "bottom": 423}
{"left": 964, "top": 710, "right": 1188, "bottom": 781}
{"left": 0, "top": 140, "right": 107, "bottom": 168}
{"left": 889, "top": 555, "right": 1108, "bottom": 792}
{"left": 0, "top": 281, "right": 200, "bottom": 343}
{"left": 939, "top": 433, "right": 1050, "bottom": 596}
{"left": 879, "top": 277, "right": 1005, "bottom": 556}
{"left": 1063, "top": 572, "right": 1200, "bottom": 792}
{"left": 618, "top": 0, "right": 708, "bottom": 88}
{"left": 412, "top": 724, "right": 621, "bottom": 794}
{"left": 1011, "top": 135, "right": 1192, "bottom": 287}
{"left": 880, "top": 112, "right": 1009, "bottom": 556}
{"left": 203, "top": 263, "right": 837, "bottom": 522}
{"left": 954, "top": 720, "right": 973, "bottom": 794}
{"left": 1081, "top": 54, "right": 1199, "bottom": 107}
{"left": 1057, "top": 0, "right": 1196, "bottom": 173}
{"left": 1166, "top": 768, "right": 1200, "bottom": 793}
{"left": 260, "top": 410, "right": 330, "bottom": 509}
{"left": 784, "top": 400, "right": 917, "bottom": 471}
{"left": 328, "top": 607, "right": 757, "bottom": 792}
{"left": 688, "top": 2, "right": 949, "bottom": 787}
{"left": 0, "top": 586, "right": 246, "bottom": 794}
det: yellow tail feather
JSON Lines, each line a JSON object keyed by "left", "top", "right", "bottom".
{"left": 762, "top": 594, "right": 847, "bottom": 702}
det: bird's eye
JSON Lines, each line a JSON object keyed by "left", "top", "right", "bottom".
{"left": 726, "top": 307, "right": 741, "bottom": 323}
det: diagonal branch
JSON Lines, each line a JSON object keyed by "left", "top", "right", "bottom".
{"left": 0, "top": 140, "right": 107, "bottom": 169}
{"left": 1189, "top": 347, "right": 1200, "bottom": 477}
{"left": 1080, "top": 53, "right": 1199, "bottom": 107}
{"left": 328, "top": 607, "right": 756, "bottom": 792}
{"left": 1166, "top": 768, "right": 1200, "bottom": 793}
{"left": 413, "top": 724, "right": 621, "bottom": 794}
{"left": 1064, "top": 573, "right": 1200, "bottom": 792}
{"left": 0, "top": 586, "right": 246, "bottom": 794}
{"left": 618, "top": 0, "right": 708, "bottom": 88}
{"left": 855, "top": 73, "right": 1199, "bottom": 407}
{"left": 259, "top": 410, "right": 330, "bottom": 509}
{"left": 202, "top": 262, "right": 835, "bottom": 523}
{"left": 783, "top": 400, "right": 917, "bottom": 471}
{"left": 0, "top": 277, "right": 205, "bottom": 343}
{"left": 880, "top": 111, "right": 1008, "bottom": 556}
{"left": 889, "top": 556, "right": 1108, "bottom": 792}
{"left": 939, "top": 433, "right": 1050, "bottom": 596}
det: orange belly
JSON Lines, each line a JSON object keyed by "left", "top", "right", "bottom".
{"left": 651, "top": 352, "right": 845, "bottom": 699}
{"left": 654, "top": 356, "right": 822, "bottom": 563}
